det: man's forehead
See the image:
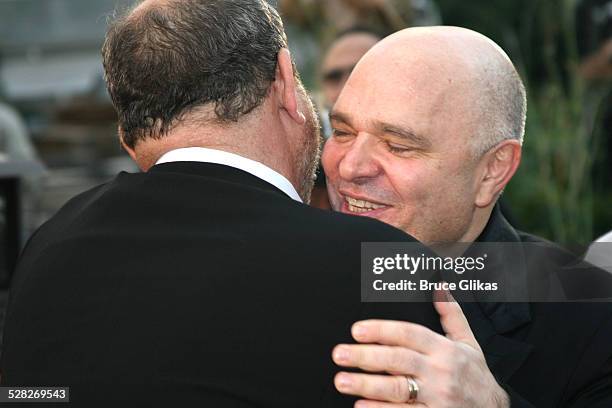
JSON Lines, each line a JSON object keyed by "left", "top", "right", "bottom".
{"left": 339, "top": 55, "right": 456, "bottom": 116}
{"left": 352, "top": 26, "right": 513, "bottom": 97}
{"left": 330, "top": 109, "right": 432, "bottom": 148}
{"left": 333, "top": 53, "right": 475, "bottom": 148}
{"left": 364, "top": 40, "right": 464, "bottom": 80}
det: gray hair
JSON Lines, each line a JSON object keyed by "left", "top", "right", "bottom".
{"left": 471, "top": 58, "right": 527, "bottom": 157}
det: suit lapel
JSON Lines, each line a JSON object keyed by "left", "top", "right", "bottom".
{"left": 462, "top": 301, "right": 533, "bottom": 382}
{"left": 461, "top": 205, "right": 534, "bottom": 382}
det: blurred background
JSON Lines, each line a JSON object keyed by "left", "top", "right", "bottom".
{"left": 0, "top": 0, "right": 610, "bottom": 292}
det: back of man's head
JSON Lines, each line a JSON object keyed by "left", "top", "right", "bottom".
{"left": 102, "top": 0, "right": 287, "bottom": 149}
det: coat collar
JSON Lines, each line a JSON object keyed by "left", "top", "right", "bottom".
{"left": 155, "top": 147, "right": 303, "bottom": 202}
{"left": 149, "top": 161, "right": 294, "bottom": 202}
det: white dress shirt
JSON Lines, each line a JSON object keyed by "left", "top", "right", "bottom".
{"left": 156, "top": 147, "right": 302, "bottom": 202}
{"left": 584, "top": 230, "right": 612, "bottom": 273}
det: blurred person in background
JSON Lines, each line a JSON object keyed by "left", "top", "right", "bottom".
{"left": 311, "top": 27, "right": 382, "bottom": 209}
{"left": 577, "top": 0, "right": 612, "bottom": 81}
{"left": 279, "top": 0, "right": 441, "bottom": 36}
{"left": 0, "top": 61, "right": 45, "bottom": 242}
{"left": 278, "top": 0, "right": 441, "bottom": 88}
{"left": 319, "top": 28, "right": 382, "bottom": 118}
{"left": 0, "top": 78, "right": 45, "bottom": 359}
{"left": 0, "top": 102, "right": 38, "bottom": 164}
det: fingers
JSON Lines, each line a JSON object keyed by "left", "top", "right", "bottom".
{"left": 337, "top": 291, "right": 492, "bottom": 407}
{"left": 332, "top": 344, "right": 426, "bottom": 376}
{"left": 335, "top": 372, "right": 427, "bottom": 404}
{"left": 433, "top": 289, "right": 480, "bottom": 350}
{"left": 354, "top": 399, "right": 428, "bottom": 408}
{"left": 351, "top": 319, "right": 446, "bottom": 354}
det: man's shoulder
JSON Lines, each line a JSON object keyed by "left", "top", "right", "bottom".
{"left": 39, "top": 178, "right": 118, "bottom": 226}
{"left": 515, "top": 229, "right": 553, "bottom": 244}
{"left": 517, "top": 229, "right": 612, "bottom": 301}
{"left": 513, "top": 231, "right": 612, "bottom": 334}
{"left": 22, "top": 174, "right": 130, "bottom": 251}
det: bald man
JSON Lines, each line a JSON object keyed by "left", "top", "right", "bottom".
{"left": 323, "top": 27, "right": 612, "bottom": 407}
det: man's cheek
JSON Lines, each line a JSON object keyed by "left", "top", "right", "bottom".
{"left": 326, "top": 186, "right": 343, "bottom": 211}
{"left": 320, "top": 140, "right": 335, "bottom": 170}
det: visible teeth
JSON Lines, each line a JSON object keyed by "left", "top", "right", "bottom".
{"left": 346, "top": 197, "right": 386, "bottom": 212}
{"left": 348, "top": 204, "right": 369, "bottom": 213}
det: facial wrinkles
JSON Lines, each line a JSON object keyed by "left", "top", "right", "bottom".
{"left": 335, "top": 178, "right": 398, "bottom": 205}
{"left": 330, "top": 136, "right": 401, "bottom": 209}
{"left": 329, "top": 58, "right": 446, "bottom": 203}
{"left": 332, "top": 136, "right": 406, "bottom": 211}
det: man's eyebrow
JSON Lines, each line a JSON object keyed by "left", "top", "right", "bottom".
{"left": 374, "top": 120, "right": 431, "bottom": 148}
{"left": 329, "top": 111, "right": 353, "bottom": 126}
{"left": 329, "top": 112, "right": 431, "bottom": 148}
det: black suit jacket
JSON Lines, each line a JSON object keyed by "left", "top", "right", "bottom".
{"left": 0, "top": 162, "right": 442, "bottom": 407}
{"left": 465, "top": 206, "right": 612, "bottom": 407}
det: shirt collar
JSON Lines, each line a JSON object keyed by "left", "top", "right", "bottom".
{"left": 155, "top": 147, "right": 302, "bottom": 203}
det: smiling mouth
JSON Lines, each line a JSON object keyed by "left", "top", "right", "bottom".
{"left": 344, "top": 196, "right": 390, "bottom": 214}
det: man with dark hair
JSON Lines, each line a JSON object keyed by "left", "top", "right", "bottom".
{"left": 0, "top": 1, "right": 441, "bottom": 406}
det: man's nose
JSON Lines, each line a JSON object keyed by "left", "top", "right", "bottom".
{"left": 338, "top": 133, "right": 381, "bottom": 182}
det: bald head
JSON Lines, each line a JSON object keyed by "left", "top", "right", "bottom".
{"left": 347, "top": 26, "right": 526, "bottom": 156}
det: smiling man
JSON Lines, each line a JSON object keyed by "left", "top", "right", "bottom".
{"left": 323, "top": 26, "right": 523, "bottom": 244}
{"left": 323, "top": 26, "right": 612, "bottom": 407}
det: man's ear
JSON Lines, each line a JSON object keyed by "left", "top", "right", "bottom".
{"left": 475, "top": 140, "right": 521, "bottom": 208}
{"left": 275, "top": 48, "right": 306, "bottom": 125}
{"left": 119, "top": 127, "right": 137, "bottom": 162}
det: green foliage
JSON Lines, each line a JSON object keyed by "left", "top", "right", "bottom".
{"left": 507, "top": 82, "right": 601, "bottom": 244}
{"left": 505, "top": 0, "right": 609, "bottom": 245}
{"left": 438, "top": 0, "right": 611, "bottom": 244}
